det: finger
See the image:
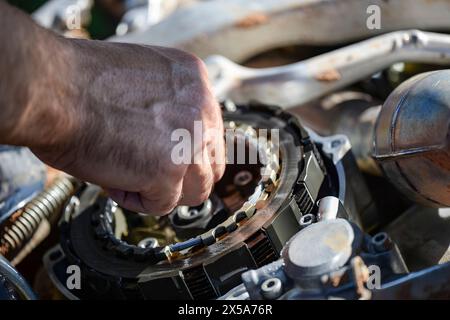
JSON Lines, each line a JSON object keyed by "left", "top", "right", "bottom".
{"left": 106, "top": 188, "right": 151, "bottom": 213}
{"left": 105, "top": 177, "right": 183, "bottom": 215}
{"left": 139, "top": 182, "right": 183, "bottom": 215}
{"left": 180, "top": 150, "right": 214, "bottom": 207}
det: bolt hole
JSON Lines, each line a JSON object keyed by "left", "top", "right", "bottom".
{"left": 300, "top": 214, "right": 315, "bottom": 226}
{"left": 373, "top": 233, "right": 387, "bottom": 244}
{"left": 189, "top": 209, "right": 199, "bottom": 217}
{"left": 234, "top": 170, "right": 253, "bottom": 186}
{"left": 49, "top": 250, "right": 62, "bottom": 261}
{"left": 331, "top": 140, "right": 341, "bottom": 148}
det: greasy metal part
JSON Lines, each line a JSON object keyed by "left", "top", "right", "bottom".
{"left": 374, "top": 70, "right": 450, "bottom": 207}
{"left": 111, "top": 0, "right": 450, "bottom": 62}
{"left": 0, "top": 176, "right": 78, "bottom": 261}
{"left": 206, "top": 30, "right": 450, "bottom": 108}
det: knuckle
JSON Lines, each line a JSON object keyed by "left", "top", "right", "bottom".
{"left": 155, "top": 198, "right": 178, "bottom": 214}
{"left": 160, "top": 205, "right": 176, "bottom": 215}
{"left": 197, "top": 191, "right": 210, "bottom": 203}
{"left": 157, "top": 189, "right": 182, "bottom": 214}
{"left": 190, "top": 190, "right": 209, "bottom": 206}
{"left": 178, "top": 51, "right": 207, "bottom": 75}
{"left": 187, "top": 53, "right": 207, "bottom": 71}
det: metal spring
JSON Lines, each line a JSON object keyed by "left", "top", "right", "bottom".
{"left": 0, "top": 176, "right": 77, "bottom": 260}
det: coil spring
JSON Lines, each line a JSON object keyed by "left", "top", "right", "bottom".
{"left": 0, "top": 176, "right": 77, "bottom": 259}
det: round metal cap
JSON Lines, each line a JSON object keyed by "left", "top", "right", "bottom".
{"left": 282, "top": 219, "right": 360, "bottom": 280}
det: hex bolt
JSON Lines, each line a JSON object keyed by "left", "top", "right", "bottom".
{"left": 177, "top": 198, "right": 212, "bottom": 221}
{"left": 300, "top": 213, "right": 316, "bottom": 228}
{"left": 138, "top": 237, "right": 159, "bottom": 249}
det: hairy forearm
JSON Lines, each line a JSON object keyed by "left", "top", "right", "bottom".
{"left": 0, "top": 1, "right": 77, "bottom": 148}
{"left": 0, "top": 1, "right": 225, "bottom": 213}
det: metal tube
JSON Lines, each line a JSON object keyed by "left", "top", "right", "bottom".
{"left": 317, "top": 196, "right": 340, "bottom": 221}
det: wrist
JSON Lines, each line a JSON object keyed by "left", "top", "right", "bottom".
{"left": 4, "top": 33, "right": 81, "bottom": 150}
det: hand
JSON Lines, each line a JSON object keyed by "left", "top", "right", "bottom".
{"left": 15, "top": 39, "right": 226, "bottom": 215}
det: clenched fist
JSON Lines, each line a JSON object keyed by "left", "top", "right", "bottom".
{"left": 0, "top": 2, "right": 225, "bottom": 215}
